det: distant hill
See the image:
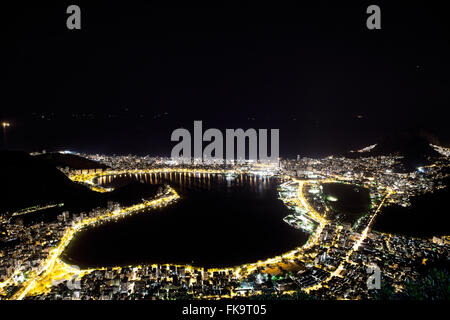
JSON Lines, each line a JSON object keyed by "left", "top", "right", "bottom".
{"left": 0, "top": 151, "right": 103, "bottom": 214}
{"left": 0, "top": 151, "right": 161, "bottom": 217}
{"left": 344, "top": 129, "right": 443, "bottom": 171}
{"left": 371, "top": 130, "right": 440, "bottom": 157}
{"left": 34, "top": 152, "right": 108, "bottom": 170}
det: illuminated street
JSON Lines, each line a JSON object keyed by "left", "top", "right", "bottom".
{"left": 3, "top": 159, "right": 446, "bottom": 300}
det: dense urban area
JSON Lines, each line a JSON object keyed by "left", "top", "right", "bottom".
{"left": 1, "top": 144, "right": 449, "bottom": 300}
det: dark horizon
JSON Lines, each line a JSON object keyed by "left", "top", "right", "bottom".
{"left": 3, "top": 2, "right": 450, "bottom": 157}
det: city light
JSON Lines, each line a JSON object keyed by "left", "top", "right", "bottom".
{"left": 1, "top": 153, "right": 448, "bottom": 301}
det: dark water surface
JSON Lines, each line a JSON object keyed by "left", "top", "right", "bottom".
{"left": 62, "top": 173, "right": 309, "bottom": 268}
{"left": 321, "top": 182, "right": 371, "bottom": 224}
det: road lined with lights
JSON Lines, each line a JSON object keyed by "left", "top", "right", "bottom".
{"left": 9, "top": 186, "right": 180, "bottom": 300}
{"left": 303, "top": 188, "right": 394, "bottom": 294}
{"left": 4, "top": 168, "right": 393, "bottom": 300}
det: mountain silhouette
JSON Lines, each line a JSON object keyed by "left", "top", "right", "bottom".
{"left": 0, "top": 151, "right": 162, "bottom": 216}
{"left": 0, "top": 151, "right": 102, "bottom": 214}
{"left": 343, "top": 129, "right": 443, "bottom": 171}
{"left": 34, "top": 152, "right": 109, "bottom": 170}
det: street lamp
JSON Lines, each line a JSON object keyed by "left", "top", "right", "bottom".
{"left": 2, "top": 122, "right": 10, "bottom": 147}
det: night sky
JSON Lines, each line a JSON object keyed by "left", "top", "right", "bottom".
{"left": 3, "top": 2, "right": 450, "bottom": 157}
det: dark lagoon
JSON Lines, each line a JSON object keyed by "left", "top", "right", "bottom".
{"left": 321, "top": 182, "right": 371, "bottom": 224}
{"left": 62, "top": 173, "right": 310, "bottom": 268}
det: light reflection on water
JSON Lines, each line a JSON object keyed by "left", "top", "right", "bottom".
{"left": 63, "top": 173, "right": 309, "bottom": 268}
